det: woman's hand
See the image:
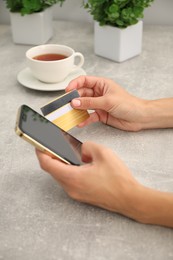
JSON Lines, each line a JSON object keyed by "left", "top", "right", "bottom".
{"left": 36, "top": 141, "right": 173, "bottom": 228}
{"left": 66, "top": 76, "right": 173, "bottom": 130}
{"left": 66, "top": 76, "right": 147, "bottom": 131}
{"left": 36, "top": 142, "right": 141, "bottom": 218}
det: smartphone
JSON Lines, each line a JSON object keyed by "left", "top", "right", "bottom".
{"left": 15, "top": 105, "right": 83, "bottom": 165}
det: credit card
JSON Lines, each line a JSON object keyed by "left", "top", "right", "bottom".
{"left": 41, "top": 90, "right": 89, "bottom": 131}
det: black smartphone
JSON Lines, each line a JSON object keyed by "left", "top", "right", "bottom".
{"left": 15, "top": 105, "right": 83, "bottom": 165}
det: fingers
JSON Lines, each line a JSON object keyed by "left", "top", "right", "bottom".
{"left": 66, "top": 75, "right": 112, "bottom": 111}
{"left": 77, "top": 88, "right": 94, "bottom": 98}
{"left": 36, "top": 142, "right": 108, "bottom": 170}
{"left": 81, "top": 141, "right": 109, "bottom": 163}
{"left": 71, "top": 96, "right": 108, "bottom": 110}
{"left": 66, "top": 76, "right": 95, "bottom": 92}
{"left": 66, "top": 75, "right": 106, "bottom": 92}
{"left": 35, "top": 149, "right": 79, "bottom": 182}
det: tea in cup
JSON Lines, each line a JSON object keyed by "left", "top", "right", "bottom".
{"left": 26, "top": 44, "right": 84, "bottom": 83}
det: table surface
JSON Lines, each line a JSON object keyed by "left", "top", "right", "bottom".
{"left": 0, "top": 21, "right": 173, "bottom": 260}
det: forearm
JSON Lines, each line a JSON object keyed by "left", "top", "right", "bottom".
{"left": 142, "top": 98, "right": 173, "bottom": 129}
{"left": 128, "top": 185, "right": 173, "bottom": 228}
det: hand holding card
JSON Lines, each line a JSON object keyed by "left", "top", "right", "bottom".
{"left": 41, "top": 90, "right": 89, "bottom": 131}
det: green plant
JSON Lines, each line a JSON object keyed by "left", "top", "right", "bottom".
{"left": 4, "top": 0, "right": 65, "bottom": 15}
{"left": 84, "top": 0, "right": 154, "bottom": 28}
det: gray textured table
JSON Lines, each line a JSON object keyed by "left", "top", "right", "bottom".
{"left": 0, "top": 21, "right": 173, "bottom": 260}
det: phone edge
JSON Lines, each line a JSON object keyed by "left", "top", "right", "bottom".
{"left": 15, "top": 106, "right": 71, "bottom": 165}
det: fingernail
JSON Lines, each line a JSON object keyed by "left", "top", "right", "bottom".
{"left": 72, "top": 99, "right": 81, "bottom": 107}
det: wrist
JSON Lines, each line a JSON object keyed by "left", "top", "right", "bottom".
{"left": 127, "top": 184, "right": 151, "bottom": 224}
{"left": 122, "top": 184, "right": 158, "bottom": 224}
{"left": 141, "top": 99, "right": 173, "bottom": 129}
{"left": 119, "top": 183, "right": 148, "bottom": 223}
{"left": 124, "top": 184, "right": 173, "bottom": 227}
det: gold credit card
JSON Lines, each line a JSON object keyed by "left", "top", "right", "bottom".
{"left": 41, "top": 90, "right": 89, "bottom": 131}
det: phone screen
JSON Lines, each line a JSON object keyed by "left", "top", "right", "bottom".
{"left": 19, "top": 105, "right": 83, "bottom": 165}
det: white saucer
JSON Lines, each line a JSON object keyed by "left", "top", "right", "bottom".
{"left": 17, "top": 67, "right": 86, "bottom": 91}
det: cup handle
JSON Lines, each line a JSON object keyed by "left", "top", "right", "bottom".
{"left": 73, "top": 52, "right": 84, "bottom": 68}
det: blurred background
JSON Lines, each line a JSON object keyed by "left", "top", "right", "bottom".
{"left": 0, "top": 0, "right": 173, "bottom": 25}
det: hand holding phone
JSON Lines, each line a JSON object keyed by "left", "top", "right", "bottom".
{"left": 15, "top": 105, "right": 83, "bottom": 165}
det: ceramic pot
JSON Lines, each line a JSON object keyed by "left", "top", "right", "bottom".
{"left": 94, "top": 21, "right": 143, "bottom": 62}
{"left": 10, "top": 7, "right": 53, "bottom": 45}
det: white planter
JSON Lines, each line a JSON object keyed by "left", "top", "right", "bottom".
{"left": 10, "top": 7, "right": 53, "bottom": 45}
{"left": 94, "top": 21, "right": 143, "bottom": 62}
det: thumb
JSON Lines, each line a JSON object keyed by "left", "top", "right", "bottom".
{"left": 81, "top": 141, "right": 106, "bottom": 163}
{"left": 71, "top": 96, "right": 108, "bottom": 111}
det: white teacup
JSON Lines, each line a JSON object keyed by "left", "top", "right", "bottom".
{"left": 26, "top": 44, "right": 84, "bottom": 83}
